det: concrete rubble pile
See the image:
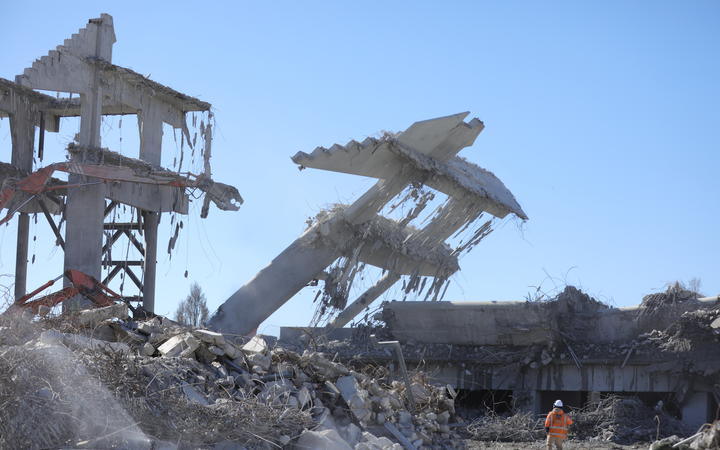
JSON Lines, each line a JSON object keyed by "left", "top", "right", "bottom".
{"left": 0, "top": 304, "right": 464, "bottom": 449}
{"left": 279, "top": 285, "right": 719, "bottom": 446}
{"left": 466, "top": 411, "right": 542, "bottom": 442}
{"left": 649, "top": 420, "right": 720, "bottom": 450}
{"left": 569, "top": 396, "right": 690, "bottom": 444}
{"left": 466, "top": 396, "right": 691, "bottom": 445}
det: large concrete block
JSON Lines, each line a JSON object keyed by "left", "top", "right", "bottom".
{"left": 294, "top": 429, "right": 352, "bottom": 450}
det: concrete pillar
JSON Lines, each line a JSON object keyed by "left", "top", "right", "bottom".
{"left": 9, "top": 106, "right": 35, "bottom": 300}
{"left": 681, "top": 391, "right": 710, "bottom": 429}
{"left": 141, "top": 211, "right": 158, "bottom": 312}
{"left": 513, "top": 389, "right": 540, "bottom": 414}
{"left": 207, "top": 237, "right": 339, "bottom": 335}
{"left": 14, "top": 214, "right": 30, "bottom": 300}
{"left": 63, "top": 69, "right": 105, "bottom": 309}
{"left": 138, "top": 105, "right": 163, "bottom": 312}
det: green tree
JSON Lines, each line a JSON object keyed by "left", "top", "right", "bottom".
{"left": 174, "top": 282, "right": 209, "bottom": 327}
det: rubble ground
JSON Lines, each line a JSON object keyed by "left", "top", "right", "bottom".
{"left": 0, "top": 305, "right": 463, "bottom": 449}
{"left": 465, "top": 397, "right": 691, "bottom": 446}
{"left": 465, "top": 440, "right": 645, "bottom": 449}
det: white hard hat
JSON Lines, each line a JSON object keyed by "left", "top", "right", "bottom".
{"left": 553, "top": 399, "right": 564, "bottom": 408}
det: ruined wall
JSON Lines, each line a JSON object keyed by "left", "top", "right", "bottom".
{"left": 383, "top": 300, "right": 553, "bottom": 346}
{"left": 383, "top": 293, "right": 720, "bottom": 346}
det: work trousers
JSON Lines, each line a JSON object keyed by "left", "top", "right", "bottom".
{"left": 546, "top": 435, "right": 565, "bottom": 450}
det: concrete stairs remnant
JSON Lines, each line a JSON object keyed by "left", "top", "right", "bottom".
{"left": 292, "top": 117, "right": 525, "bottom": 220}
{"left": 17, "top": 14, "right": 116, "bottom": 93}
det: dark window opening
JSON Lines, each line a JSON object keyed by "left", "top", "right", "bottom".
{"left": 455, "top": 389, "right": 513, "bottom": 418}
{"left": 710, "top": 394, "right": 719, "bottom": 423}
{"left": 538, "top": 390, "right": 587, "bottom": 413}
{"left": 598, "top": 392, "right": 681, "bottom": 419}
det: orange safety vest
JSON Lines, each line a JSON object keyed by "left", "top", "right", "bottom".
{"left": 545, "top": 409, "right": 573, "bottom": 439}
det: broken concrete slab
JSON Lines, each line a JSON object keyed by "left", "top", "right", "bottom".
{"left": 142, "top": 342, "right": 155, "bottom": 356}
{"left": 241, "top": 336, "right": 268, "bottom": 354}
{"left": 75, "top": 302, "right": 128, "bottom": 328}
{"left": 157, "top": 333, "right": 200, "bottom": 357}
{"left": 192, "top": 329, "right": 225, "bottom": 346}
{"left": 181, "top": 382, "right": 210, "bottom": 406}
{"left": 336, "top": 375, "right": 371, "bottom": 422}
{"left": 296, "top": 386, "right": 311, "bottom": 409}
{"left": 220, "top": 341, "right": 240, "bottom": 359}
{"left": 294, "top": 429, "right": 352, "bottom": 450}
{"left": 247, "top": 352, "right": 271, "bottom": 371}
{"left": 710, "top": 317, "right": 720, "bottom": 329}
{"left": 39, "top": 329, "right": 130, "bottom": 353}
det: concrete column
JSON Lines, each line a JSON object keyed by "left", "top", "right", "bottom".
{"left": 9, "top": 106, "right": 35, "bottom": 300}
{"left": 141, "top": 211, "right": 158, "bottom": 312}
{"left": 138, "top": 105, "right": 163, "bottom": 312}
{"left": 513, "top": 389, "right": 540, "bottom": 414}
{"left": 207, "top": 237, "right": 339, "bottom": 335}
{"left": 14, "top": 214, "right": 30, "bottom": 300}
{"left": 681, "top": 391, "right": 710, "bottom": 429}
{"left": 63, "top": 18, "right": 110, "bottom": 310}
{"left": 63, "top": 90, "right": 104, "bottom": 309}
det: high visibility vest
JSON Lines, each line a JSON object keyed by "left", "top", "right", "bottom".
{"left": 545, "top": 410, "right": 573, "bottom": 439}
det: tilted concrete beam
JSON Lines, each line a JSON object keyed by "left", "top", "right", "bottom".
{"left": 208, "top": 113, "right": 520, "bottom": 336}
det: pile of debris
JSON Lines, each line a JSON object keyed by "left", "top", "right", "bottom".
{"left": 570, "top": 396, "right": 690, "bottom": 444}
{"left": 466, "top": 411, "right": 543, "bottom": 442}
{"left": 466, "top": 396, "right": 692, "bottom": 445}
{"left": 638, "top": 282, "right": 703, "bottom": 319}
{"left": 0, "top": 304, "right": 463, "bottom": 449}
{"left": 650, "top": 420, "right": 720, "bottom": 449}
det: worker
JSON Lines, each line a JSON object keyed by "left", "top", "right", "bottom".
{"left": 544, "top": 399, "right": 573, "bottom": 450}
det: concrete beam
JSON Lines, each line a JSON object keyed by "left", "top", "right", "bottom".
{"left": 104, "top": 183, "right": 188, "bottom": 214}
{"left": 316, "top": 210, "right": 458, "bottom": 277}
{"left": 59, "top": 17, "right": 113, "bottom": 310}
{"left": 208, "top": 234, "right": 339, "bottom": 335}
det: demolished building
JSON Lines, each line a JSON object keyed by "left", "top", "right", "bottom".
{"left": 281, "top": 285, "right": 720, "bottom": 433}
{"left": 2, "top": 12, "right": 718, "bottom": 450}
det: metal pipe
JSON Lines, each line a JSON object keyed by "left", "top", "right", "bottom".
{"left": 372, "top": 335, "right": 415, "bottom": 411}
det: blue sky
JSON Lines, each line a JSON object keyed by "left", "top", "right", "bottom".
{"left": 2, "top": 1, "right": 718, "bottom": 335}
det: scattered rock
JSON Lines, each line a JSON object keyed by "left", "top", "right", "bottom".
{"left": 242, "top": 336, "right": 268, "bottom": 354}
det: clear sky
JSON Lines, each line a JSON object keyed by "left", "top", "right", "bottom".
{"left": 2, "top": 1, "right": 718, "bottom": 336}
